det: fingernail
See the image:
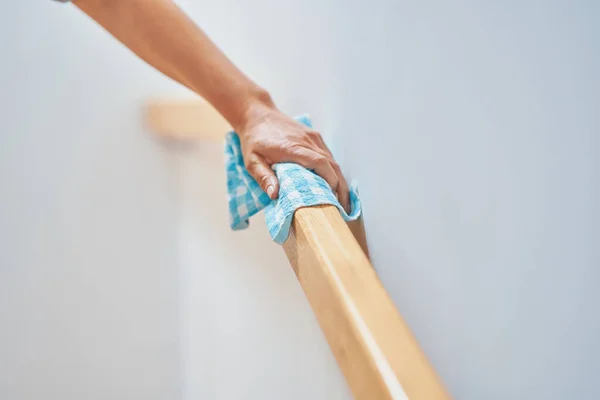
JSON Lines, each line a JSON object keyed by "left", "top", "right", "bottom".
{"left": 266, "top": 185, "right": 274, "bottom": 199}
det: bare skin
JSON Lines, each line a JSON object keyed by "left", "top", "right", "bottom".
{"left": 71, "top": 0, "right": 350, "bottom": 211}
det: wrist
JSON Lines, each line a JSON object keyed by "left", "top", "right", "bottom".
{"left": 232, "top": 87, "right": 276, "bottom": 135}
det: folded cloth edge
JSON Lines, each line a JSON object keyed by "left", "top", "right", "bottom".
{"left": 268, "top": 180, "right": 362, "bottom": 244}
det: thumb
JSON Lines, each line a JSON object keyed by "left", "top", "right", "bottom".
{"left": 245, "top": 153, "right": 279, "bottom": 200}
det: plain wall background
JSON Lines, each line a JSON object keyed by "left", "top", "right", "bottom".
{"left": 1, "top": 0, "right": 598, "bottom": 399}
{"left": 0, "top": 1, "right": 183, "bottom": 399}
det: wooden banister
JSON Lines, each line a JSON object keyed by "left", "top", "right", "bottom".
{"left": 146, "top": 99, "right": 449, "bottom": 399}
{"left": 284, "top": 205, "right": 449, "bottom": 400}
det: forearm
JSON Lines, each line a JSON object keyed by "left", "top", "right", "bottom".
{"left": 73, "top": 0, "right": 273, "bottom": 130}
{"left": 69, "top": 0, "right": 349, "bottom": 207}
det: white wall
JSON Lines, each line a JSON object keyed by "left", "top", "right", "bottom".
{"left": 0, "top": 2, "right": 182, "bottom": 399}
{"left": 3, "top": 1, "right": 597, "bottom": 399}
{"left": 327, "top": 1, "right": 599, "bottom": 399}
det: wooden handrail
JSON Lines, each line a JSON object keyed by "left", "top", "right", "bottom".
{"left": 146, "top": 99, "right": 449, "bottom": 399}
{"left": 284, "top": 205, "right": 449, "bottom": 400}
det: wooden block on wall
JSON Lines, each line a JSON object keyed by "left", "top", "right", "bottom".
{"left": 145, "top": 99, "right": 231, "bottom": 140}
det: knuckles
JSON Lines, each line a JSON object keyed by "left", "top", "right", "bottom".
{"left": 307, "top": 130, "right": 321, "bottom": 140}
{"left": 258, "top": 174, "right": 271, "bottom": 186}
{"left": 243, "top": 157, "right": 258, "bottom": 172}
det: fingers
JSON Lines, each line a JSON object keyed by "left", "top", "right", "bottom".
{"left": 308, "top": 130, "right": 333, "bottom": 156}
{"left": 245, "top": 153, "right": 279, "bottom": 199}
{"left": 287, "top": 147, "right": 351, "bottom": 212}
{"left": 289, "top": 147, "right": 337, "bottom": 190}
{"left": 333, "top": 163, "right": 351, "bottom": 213}
{"left": 243, "top": 123, "right": 350, "bottom": 212}
{"left": 305, "top": 131, "right": 351, "bottom": 213}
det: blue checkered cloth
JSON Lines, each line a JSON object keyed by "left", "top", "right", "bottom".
{"left": 225, "top": 114, "right": 362, "bottom": 244}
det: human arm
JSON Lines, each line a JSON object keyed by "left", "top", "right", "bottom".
{"left": 70, "top": 0, "right": 349, "bottom": 210}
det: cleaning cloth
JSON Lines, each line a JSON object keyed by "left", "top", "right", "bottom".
{"left": 225, "top": 114, "right": 361, "bottom": 244}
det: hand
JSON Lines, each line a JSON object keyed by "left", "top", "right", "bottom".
{"left": 237, "top": 103, "right": 350, "bottom": 213}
